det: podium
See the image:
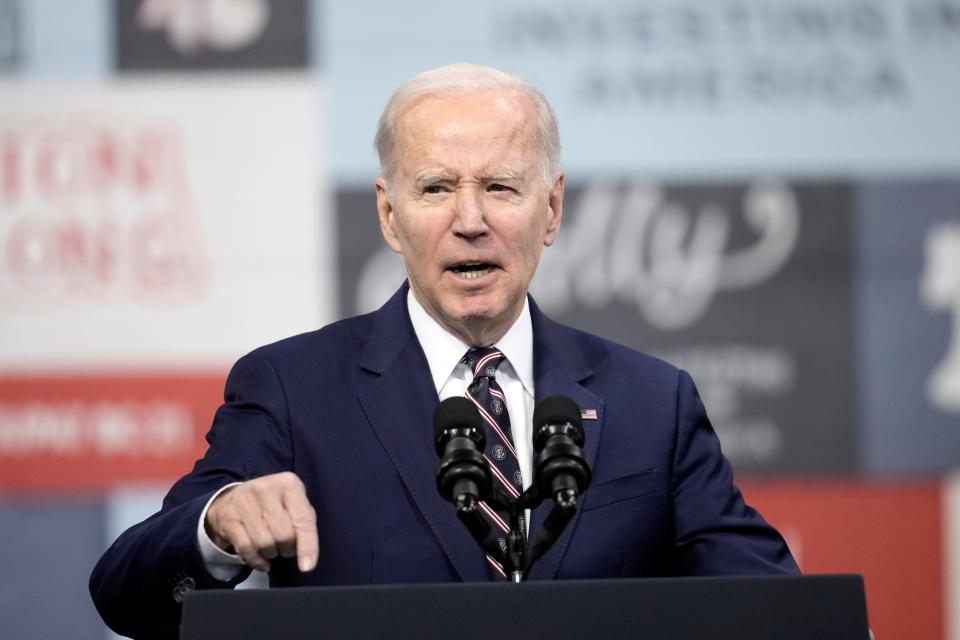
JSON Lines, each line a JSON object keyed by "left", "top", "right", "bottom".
{"left": 181, "top": 575, "right": 869, "bottom": 639}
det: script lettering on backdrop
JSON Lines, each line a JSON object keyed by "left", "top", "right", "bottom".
{"left": 349, "top": 180, "right": 847, "bottom": 468}
{"left": 921, "top": 223, "right": 960, "bottom": 414}
{"left": 0, "top": 117, "right": 209, "bottom": 309}
{"left": 354, "top": 179, "right": 800, "bottom": 331}
{"left": 134, "top": 0, "right": 270, "bottom": 55}
{"left": 533, "top": 179, "right": 801, "bottom": 464}
{"left": 533, "top": 179, "right": 799, "bottom": 330}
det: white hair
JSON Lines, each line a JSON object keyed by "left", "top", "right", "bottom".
{"left": 374, "top": 63, "right": 561, "bottom": 189}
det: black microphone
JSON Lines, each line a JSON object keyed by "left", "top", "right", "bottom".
{"left": 434, "top": 396, "right": 491, "bottom": 508}
{"left": 532, "top": 395, "right": 592, "bottom": 508}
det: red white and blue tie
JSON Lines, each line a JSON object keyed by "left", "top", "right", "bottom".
{"left": 462, "top": 346, "right": 523, "bottom": 579}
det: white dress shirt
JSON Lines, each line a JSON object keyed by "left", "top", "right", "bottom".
{"left": 197, "top": 290, "right": 536, "bottom": 579}
{"left": 407, "top": 290, "right": 536, "bottom": 498}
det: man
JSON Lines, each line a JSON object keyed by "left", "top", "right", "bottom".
{"left": 90, "top": 64, "right": 798, "bottom": 638}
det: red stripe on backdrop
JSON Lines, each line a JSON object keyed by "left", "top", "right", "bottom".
{"left": 0, "top": 372, "right": 227, "bottom": 493}
{"left": 739, "top": 477, "right": 943, "bottom": 640}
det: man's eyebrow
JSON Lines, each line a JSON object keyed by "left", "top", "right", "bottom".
{"left": 412, "top": 172, "right": 525, "bottom": 188}
{"left": 413, "top": 173, "right": 450, "bottom": 187}
{"left": 485, "top": 172, "right": 523, "bottom": 183}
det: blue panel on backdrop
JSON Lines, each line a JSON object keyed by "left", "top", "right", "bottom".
{"left": 20, "top": 0, "right": 110, "bottom": 77}
{"left": 858, "top": 181, "right": 960, "bottom": 473}
{"left": 0, "top": 499, "right": 107, "bottom": 640}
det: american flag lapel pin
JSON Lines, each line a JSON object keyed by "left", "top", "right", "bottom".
{"left": 580, "top": 409, "right": 598, "bottom": 420}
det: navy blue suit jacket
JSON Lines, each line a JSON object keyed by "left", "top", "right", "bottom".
{"left": 90, "top": 283, "right": 798, "bottom": 638}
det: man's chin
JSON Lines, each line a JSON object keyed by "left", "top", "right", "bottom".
{"left": 446, "top": 300, "right": 519, "bottom": 331}
{"left": 450, "top": 309, "right": 497, "bottom": 327}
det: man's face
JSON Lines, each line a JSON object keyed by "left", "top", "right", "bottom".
{"left": 376, "top": 91, "right": 563, "bottom": 345}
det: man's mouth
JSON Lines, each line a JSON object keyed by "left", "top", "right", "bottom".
{"left": 449, "top": 262, "right": 495, "bottom": 280}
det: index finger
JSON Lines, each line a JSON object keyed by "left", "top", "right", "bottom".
{"left": 282, "top": 482, "right": 318, "bottom": 572}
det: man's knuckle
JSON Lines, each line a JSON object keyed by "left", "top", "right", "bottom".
{"left": 221, "top": 519, "right": 244, "bottom": 538}
{"left": 260, "top": 500, "right": 284, "bottom": 517}
{"left": 250, "top": 526, "right": 274, "bottom": 545}
{"left": 291, "top": 512, "right": 315, "bottom": 528}
{"left": 274, "top": 532, "right": 296, "bottom": 548}
{"left": 249, "top": 479, "right": 274, "bottom": 499}
{"left": 284, "top": 472, "right": 305, "bottom": 490}
{"left": 233, "top": 485, "right": 256, "bottom": 505}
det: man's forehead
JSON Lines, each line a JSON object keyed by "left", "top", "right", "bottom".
{"left": 406, "top": 153, "right": 534, "bottom": 183}
{"left": 396, "top": 91, "right": 536, "bottom": 138}
{"left": 394, "top": 93, "right": 538, "bottom": 175}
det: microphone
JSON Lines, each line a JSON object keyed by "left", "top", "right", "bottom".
{"left": 532, "top": 395, "right": 592, "bottom": 508}
{"left": 434, "top": 396, "right": 491, "bottom": 509}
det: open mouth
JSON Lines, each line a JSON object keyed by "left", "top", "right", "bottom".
{"left": 449, "top": 262, "right": 495, "bottom": 280}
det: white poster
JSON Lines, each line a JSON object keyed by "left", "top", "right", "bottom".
{"left": 0, "top": 76, "right": 331, "bottom": 369}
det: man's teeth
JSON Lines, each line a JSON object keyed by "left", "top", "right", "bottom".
{"left": 452, "top": 264, "right": 492, "bottom": 279}
{"left": 457, "top": 268, "right": 490, "bottom": 279}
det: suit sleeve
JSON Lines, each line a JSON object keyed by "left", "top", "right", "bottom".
{"left": 670, "top": 370, "right": 800, "bottom": 576}
{"left": 89, "top": 352, "right": 295, "bottom": 639}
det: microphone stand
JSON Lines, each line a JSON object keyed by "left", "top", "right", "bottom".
{"left": 453, "top": 487, "right": 526, "bottom": 582}
{"left": 522, "top": 487, "right": 578, "bottom": 577}
{"left": 454, "top": 483, "right": 581, "bottom": 583}
{"left": 438, "top": 395, "right": 591, "bottom": 582}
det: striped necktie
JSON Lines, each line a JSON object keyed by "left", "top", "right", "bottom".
{"left": 462, "top": 346, "right": 523, "bottom": 579}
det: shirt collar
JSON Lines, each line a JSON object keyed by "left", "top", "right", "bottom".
{"left": 406, "top": 289, "right": 534, "bottom": 396}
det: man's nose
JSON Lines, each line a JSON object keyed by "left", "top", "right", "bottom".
{"left": 451, "top": 187, "right": 489, "bottom": 238}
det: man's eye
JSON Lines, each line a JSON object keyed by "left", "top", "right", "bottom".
{"left": 488, "top": 184, "right": 508, "bottom": 192}
{"left": 424, "top": 185, "right": 443, "bottom": 194}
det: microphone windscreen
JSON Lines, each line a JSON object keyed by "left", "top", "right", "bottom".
{"left": 433, "top": 396, "right": 483, "bottom": 443}
{"left": 533, "top": 395, "right": 583, "bottom": 432}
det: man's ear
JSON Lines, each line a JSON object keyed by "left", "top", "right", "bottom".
{"left": 376, "top": 178, "right": 403, "bottom": 253}
{"left": 543, "top": 172, "right": 565, "bottom": 247}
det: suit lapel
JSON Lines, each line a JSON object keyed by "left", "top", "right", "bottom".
{"left": 526, "top": 299, "right": 604, "bottom": 581}
{"left": 356, "top": 285, "right": 489, "bottom": 582}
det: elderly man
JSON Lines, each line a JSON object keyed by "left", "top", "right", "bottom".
{"left": 90, "top": 64, "right": 798, "bottom": 638}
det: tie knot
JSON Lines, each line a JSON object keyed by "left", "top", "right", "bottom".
{"left": 462, "top": 347, "right": 505, "bottom": 378}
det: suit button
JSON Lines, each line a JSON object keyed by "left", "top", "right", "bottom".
{"left": 171, "top": 576, "right": 196, "bottom": 603}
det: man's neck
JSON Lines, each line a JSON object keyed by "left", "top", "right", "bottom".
{"left": 406, "top": 287, "right": 534, "bottom": 396}
{"left": 412, "top": 292, "right": 523, "bottom": 348}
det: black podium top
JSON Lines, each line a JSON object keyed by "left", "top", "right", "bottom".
{"left": 181, "top": 575, "right": 869, "bottom": 639}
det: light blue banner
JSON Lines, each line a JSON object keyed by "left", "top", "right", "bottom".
{"left": 325, "top": 0, "right": 960, "bottom": 185}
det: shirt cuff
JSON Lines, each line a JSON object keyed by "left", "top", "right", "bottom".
{"left": 197, "top": 482, "right": 246, "bottom": 581}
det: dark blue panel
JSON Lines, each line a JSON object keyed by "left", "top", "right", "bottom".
{"left": 115, "top": 0, "right": 310, "bottom": 71}
{"left": 339, "top": 180, "right": 858, "bottom": 473}
{"left": 857, "top": 180, "right": 960, "bottom": 473}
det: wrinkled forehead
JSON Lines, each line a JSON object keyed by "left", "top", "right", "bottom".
{"left": 395, "top": 90, "right": 539, "bottom": 151}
